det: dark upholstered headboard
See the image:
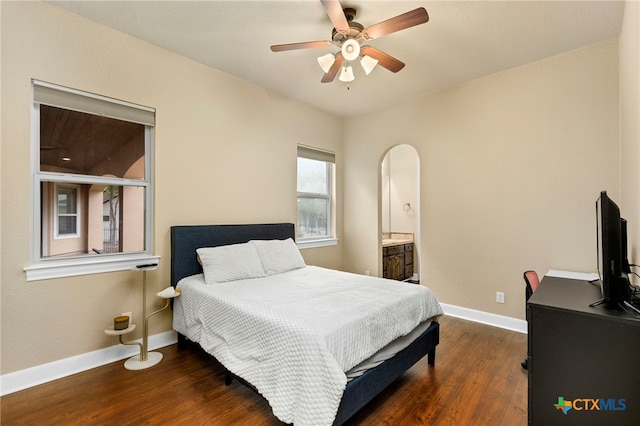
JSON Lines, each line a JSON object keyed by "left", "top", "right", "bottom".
{"left": 170, "top": 223, "right": 295, "bottom": 286}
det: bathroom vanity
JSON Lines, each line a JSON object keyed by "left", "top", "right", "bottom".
{"left": 382, "top": 233, "right": 414, "bottom": 281}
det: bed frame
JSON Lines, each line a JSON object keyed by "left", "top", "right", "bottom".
{"left": 170, "top": 223, "right": 440, "bottom": 426}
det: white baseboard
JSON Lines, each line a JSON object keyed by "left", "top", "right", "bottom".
{"left": 0, "top": 330, "right": 177, "bottom": 396}
{"left": 440, "top": 303, "right": 527, "bottom": 334}
{"left": 1, "top": 305, "right": 525, "bottom": 396}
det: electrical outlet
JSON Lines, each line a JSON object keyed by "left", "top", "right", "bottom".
{"left": 496, "top": 292, "right": 505, "bottom": 304}
{"left": 122, "top": 311, "right": 132, "bottom": 324}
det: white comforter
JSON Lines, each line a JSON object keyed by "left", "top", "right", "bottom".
{"left": 173, "top": 266, "right": 443, "bottom": 426}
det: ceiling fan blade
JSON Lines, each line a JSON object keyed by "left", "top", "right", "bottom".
{"left": 321, "top": 0, "right": 350, "bottom": 35}
{"left": 321, "top": 53, "right": 344, "bottom": 83}
{"left": 270, "top": 40, "right": 333, "bottom": 52}
{"left": 362, "top": 7, "right": 429, "bottom": 40}
{"left": 361, "top": 46, "right": 405, "bottom": 73}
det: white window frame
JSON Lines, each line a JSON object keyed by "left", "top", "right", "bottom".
{"left": 54, "top": 184, "right": 80, "bottom": 239}
{"left": 24, "top": 80, "right": 159, "bottom": 281}
{"left": 296, "top": 145, "right": 338, "bottom": 249}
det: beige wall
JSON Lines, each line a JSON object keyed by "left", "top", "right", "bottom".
{"left": 620, "top": 0, "right": 640, "bottom": 282}
{"left": 0, "top": 2, "right": 343, "bottom": 374}
{"left": 343, "top": 39, "right": 621, "bottom": 320}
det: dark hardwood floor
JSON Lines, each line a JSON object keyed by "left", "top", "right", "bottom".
{"left": 1, "top": 316, "right": 527, "bottom": 425}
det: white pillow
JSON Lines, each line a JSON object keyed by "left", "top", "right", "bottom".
{"left": 251, "top": 238, "right": 306, "bottom": 275}
{"left": 196, "top": 242, "right": 266, "bottom": 284}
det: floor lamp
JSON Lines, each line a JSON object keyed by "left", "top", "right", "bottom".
{"left": 122, "top": 263, "right": 180, "bottom": 370}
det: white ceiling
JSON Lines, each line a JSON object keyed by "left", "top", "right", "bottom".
{"left": 48, "top": 0, "right": 625, "bottom": 117}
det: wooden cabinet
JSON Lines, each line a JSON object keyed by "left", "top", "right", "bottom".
{"left": 404, "top": 247, "right": 413, "bottom": 279}
{"left": 383, "top": 243, "right": 414, "bottom": 281}
{"left": 528, "top": 276, "right": 640, "bottom": 425}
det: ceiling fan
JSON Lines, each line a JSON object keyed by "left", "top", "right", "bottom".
{"left": 270, "top": 0, "right": 429, "bottom": 84}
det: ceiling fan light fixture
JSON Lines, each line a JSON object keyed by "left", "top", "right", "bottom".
{"left": 317, "top": 53, "right": 336, "bottom": 73}
{"left": 339, "top": 64, "right": 355, "bottom": 82}
{"left": 360, "top": 55, "right": 378, "bottom": 75}
{"left": 341, "top": 39, "right": 361, "bottom": 62}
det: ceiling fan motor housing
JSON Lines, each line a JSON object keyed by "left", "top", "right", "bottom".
{"left": 331, "top": 8, "right": 365, "bottom": 44}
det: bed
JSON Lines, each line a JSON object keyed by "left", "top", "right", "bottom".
{"left": 170, "top": 223, "right": 442, "bottom": 426}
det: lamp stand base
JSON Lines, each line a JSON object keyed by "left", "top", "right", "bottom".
{"left": 124, "top": 351, "right": 163, "bottom": 370}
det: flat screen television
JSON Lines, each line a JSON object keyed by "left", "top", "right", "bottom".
{"left": 595, "top": 191, "right": 631, "bottom": 308}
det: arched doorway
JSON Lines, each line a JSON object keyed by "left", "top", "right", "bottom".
{"left": 380, "top": 145, "right": 420, "bottom": 282}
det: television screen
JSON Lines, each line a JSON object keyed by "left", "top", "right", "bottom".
{"left": 596, "top": 191, "right": 631, "bottom": 308}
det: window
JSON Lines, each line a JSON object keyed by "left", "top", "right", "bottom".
{"left": 296, "top": 146, "right": 336, "bottom": 248}
{"left": 25, "top": 80, "right": 158, "bottom": 280}
{"left": 55, "top": 185, "right": 79, "bottom": 237}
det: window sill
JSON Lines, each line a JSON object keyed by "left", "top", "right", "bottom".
{"left": 24, "top": 254, "right": 161, "bottom": 281}
{"left": 296, "top": 237, "right": 338, "bottom": 250}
